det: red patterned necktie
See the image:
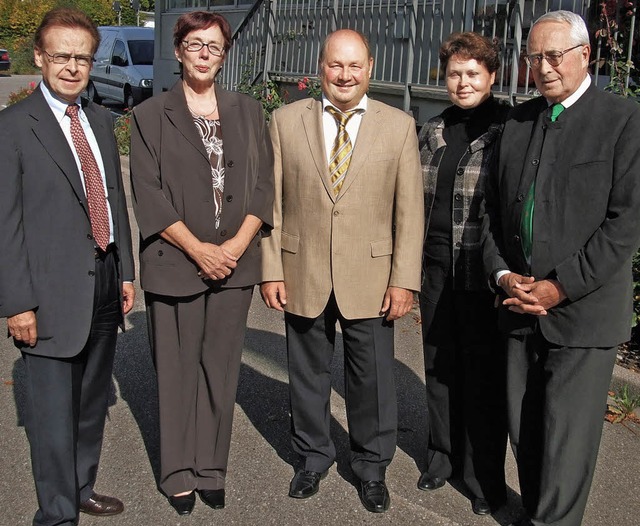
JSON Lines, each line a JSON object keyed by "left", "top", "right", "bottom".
{"left": 66, "top": 104, "right": 110, "bottom": 251}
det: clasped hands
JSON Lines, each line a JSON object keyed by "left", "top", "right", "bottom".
{"left": 194, "top": 238, "right": 245, "bottom": 281}
{"left": 497, "top": 272, "right": 567, "bottom": 316}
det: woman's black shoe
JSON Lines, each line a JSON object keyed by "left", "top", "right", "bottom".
{"left": 168, "top": 492, "right": 196, "bottom": 515}
{"left": 198, "top": 489, "right": 225, "bottom": 509}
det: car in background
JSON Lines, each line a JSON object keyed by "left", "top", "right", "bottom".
{"left": 0, "top": 48, "right": 11, "bottom": 71}
{"left": 88, "top": 26, "right": 153, "bottom": 108}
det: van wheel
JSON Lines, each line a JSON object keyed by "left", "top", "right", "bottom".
{"left": 87, "top": 81, "right": 101, "bottom": 104}
{"left": 124, "top": 87, "right": 135, "bottom": 110}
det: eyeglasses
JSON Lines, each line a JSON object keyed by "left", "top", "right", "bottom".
{"left": 524, "top": 45, "right": 584, "bottom": 68}
{"left": 42, "top": 50, "right": 94, "bottom": 67}
{"left": 182, "top": 40, "right": 225, "bottom": 57}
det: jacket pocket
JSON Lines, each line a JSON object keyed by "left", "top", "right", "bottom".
{"left": 371, "top": 237, "right": 393, "bottom": 257}
{"left": 281, "top": 231, "right": 300, "bottom": 254}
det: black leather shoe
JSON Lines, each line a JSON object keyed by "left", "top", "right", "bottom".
{"left": 289, "top": 470, "right": 328, "bottom": 499}
{"left": 79, "top": 493, "right": 124, "bottom": 516}
{"left": 168, "top": 492, "right": 196, "bottom": 516}
{"left": 198, "top": 489, "right": 225, "bottom": 509}
{"left": 472, "top": 497, "right": 492, "bottom": 515}
{"left": 417, "top": 473, "right": 446, "bottom": 491}
{"left": 359, "top": 480, "right": 390, "bottom": 513}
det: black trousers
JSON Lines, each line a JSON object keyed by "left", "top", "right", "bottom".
{"left": 420, "top": 285, "right": 507, "bottom": 506}
{"left": 145, "top": 286, "right": 254, "bottom": 496}
{"left": 285, "top": 294, "right": 396, "bottom": 481}
{"left": 507, "top": 332, "right": 616, "bottom": 526}
{"left": 22, "top": 250, "right": 120, "bottom": 526}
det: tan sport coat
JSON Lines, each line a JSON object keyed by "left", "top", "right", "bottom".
{"left": 262, "top": 98, "right": 424, "bottom": 320}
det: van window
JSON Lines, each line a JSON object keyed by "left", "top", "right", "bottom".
{"left": 129, "top": 40, "right": 154, "bottom": 66}
{"left": 112, "top": 40, "right": 128, "bottom": 67}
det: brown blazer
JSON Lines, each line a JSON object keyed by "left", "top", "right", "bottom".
{"left": 130, "top": 81, "right": 274, "bottom": 296}
{"left": 262, "top": 98, "right": 424, "bottom": 320}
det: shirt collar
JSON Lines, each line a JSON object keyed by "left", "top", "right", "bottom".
{"left": 322, "top": 94, "right": 368, "bottom": 114}
{"left": 547, "top": 74, "right": 591, "bottom": 109}
{"left": 40, "top": 80, "right": 83, "bottom": 123}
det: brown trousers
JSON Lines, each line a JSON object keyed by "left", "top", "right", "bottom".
{"left": 145, "top": 286, "right": 253, "bottom": 496}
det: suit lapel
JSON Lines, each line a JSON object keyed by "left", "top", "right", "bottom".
{"left": 164, "top": 80, "right": 210, "bottom": 164}
{"left": 301, "top": 99, "right": 336, "bottom": 201}
{"left": 84, "top": 100, "right": 118, "bottom": 194}
{"left": 29, "top": 87, "right": 88, "bottom": 210}
{"left": 216, "top": 87, "right": 243, "bottom": 200}
{"left": 337, "top": 99, "right": 382, "bottom": 199}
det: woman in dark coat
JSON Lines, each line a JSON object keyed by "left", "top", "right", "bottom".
{"left": 416, "top": 32, "right": 509, "bottom": 515}
{"left": 130, "top": 11, "right": 273, "bottom": 516}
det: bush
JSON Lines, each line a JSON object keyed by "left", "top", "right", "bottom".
{"left": 113, "top": 109, "right": 131, "bottom": 156}
{"left": 6, "top": 80, "right": 36, "bottom": 105}
{"left": 6, "top": 36, "right": 38, "bottom": 74}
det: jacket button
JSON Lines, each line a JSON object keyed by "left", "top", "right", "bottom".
{"left": 455, "top": 241, "right": 461, "bottom": 247}
{"left": 517, "top": 194, "right": 524, "bottom": 202}
{"left": 87, "top": 233, "right": 93, "bottom": 240}
{"left": 513, "top": 234, "right": 520, "bottom": 242}
{"left": 88, "top": 270, "right": 95, "bottom": 276}
{"left": 226, "top": 195, "right": 233, "bottom": 202}
{"left": 227, "top": 160, "right": 234, "bottom": 167}
{"left": 456, "top": 168, "right": 464, "bottom": 176}
{"left": 454, "top": 193, "right": 462, "bottom": 201}
{"left": 532, "top": 159, "right": 539, "bottom": 166}
{"left": 158, "top": 250, "right": 163, "bottom": 256}
{"left": 333, "top": 211, "right": 339, "bottom": 216}
{"left": 220, "top": 229, "right": 227, "bottom": 236}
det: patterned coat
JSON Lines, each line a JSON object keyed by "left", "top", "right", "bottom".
{"left": 418, "top": 97, "right": 509, "bottom": 291}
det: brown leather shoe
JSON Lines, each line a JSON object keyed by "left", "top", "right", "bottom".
{"left": 79, "top": 493, "right": 124, "bottom": 516}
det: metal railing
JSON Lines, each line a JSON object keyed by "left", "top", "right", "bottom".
{"left": 219, "top": 0, "right": 636, "bottom": 110}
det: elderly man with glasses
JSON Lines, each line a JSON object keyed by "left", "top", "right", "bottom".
{"left": 482, "top": 10, "right": 640, "bottom": 526}
{"left": 0, "top": 7, "right": 134, "bottom": 526}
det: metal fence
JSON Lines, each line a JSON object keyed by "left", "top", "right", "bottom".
{"left": 219, "top": 0, "right": 636, "bottom": 109}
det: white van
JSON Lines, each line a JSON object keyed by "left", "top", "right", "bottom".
{"left": 88, "top": 26, "right": 154, "bottom": 108}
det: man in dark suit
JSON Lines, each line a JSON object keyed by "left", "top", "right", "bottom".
{"left": 482, "top": 10, "right": 640, "bottom": 526}
{"left": 261, "top": 29, "right": 423, "bottom": 513}
{"left": 0, "top": 8, "right": 134, "bottom": 526}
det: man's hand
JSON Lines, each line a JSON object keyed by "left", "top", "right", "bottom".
{"left": 503, "top": 279, "right": 566, "bottom": 315}
{"left": 7, "top": 310, "right": 37, "bottom": 347}
{"left": 122, "top": 282, "right": 135, "bottom": 314}
{"left": 260, "top": 281, "right": 287, "bottom": 312}
{"left": 380, "top": 287, "right": 414, "bottom": 321}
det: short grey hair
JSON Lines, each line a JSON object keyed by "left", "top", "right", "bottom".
{"left": 527, "top": 10, "right": 590, "bottom": 51}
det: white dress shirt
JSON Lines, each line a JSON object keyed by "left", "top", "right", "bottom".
{"left": 40, "top": 80, "right": 115, "bottom": 244}
{"left": 322, "top": 94, "right": 368, "bottom": 163}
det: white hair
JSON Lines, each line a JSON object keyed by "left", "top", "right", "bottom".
{"left": 527, "top": 10, "right": 590, "bottom": 51}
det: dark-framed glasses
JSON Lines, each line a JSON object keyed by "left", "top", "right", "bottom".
{"left": 182, "top": 40, "right": 225, "bottom": 57}
{"left": 524, "top": 44, "right": 585, "bottom": 68}
{"left": 42, "top": 50, "right": 94, "bottom": 67}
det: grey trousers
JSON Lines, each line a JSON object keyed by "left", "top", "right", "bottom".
{"left": 145, "top": 286, "right": 253, "bottom": 496}
{"left": 506, "top": 332, "right": 616, "bottom": 526}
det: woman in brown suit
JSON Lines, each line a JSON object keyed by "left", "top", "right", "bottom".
{"left": 130, "top": 11, "right": 273, "bottom": 516}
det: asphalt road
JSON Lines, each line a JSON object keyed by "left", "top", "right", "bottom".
{"left": 0, "top": 77, "right": 639, "bottom": 525}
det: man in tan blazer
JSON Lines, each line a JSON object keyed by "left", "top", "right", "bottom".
{"left": 261, "top": 29, "right": 423, "bottom": 514}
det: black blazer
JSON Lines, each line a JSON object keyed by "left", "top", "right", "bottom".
{"left": 0, "top": 86, "right": 134, "bottom": 358}
{"left": 482, "top": 83, "right": 640, "bottom": 347}
{"left": 130, "top": 81, "right": 274, "bottom": 296}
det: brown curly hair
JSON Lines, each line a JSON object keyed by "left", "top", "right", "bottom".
{"left": 439, "top": 32, "right": 501, "bottom": 74}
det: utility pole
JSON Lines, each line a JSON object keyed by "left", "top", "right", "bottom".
{"left": 112, "top": 1, "right": 121, "bottom": 26}
{"left": 130, "top": 0, "right": 141, "bottom": 26}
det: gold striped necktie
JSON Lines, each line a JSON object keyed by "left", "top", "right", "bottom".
{"left": 326, "top": 106, "right": 359, "bottom": 195}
